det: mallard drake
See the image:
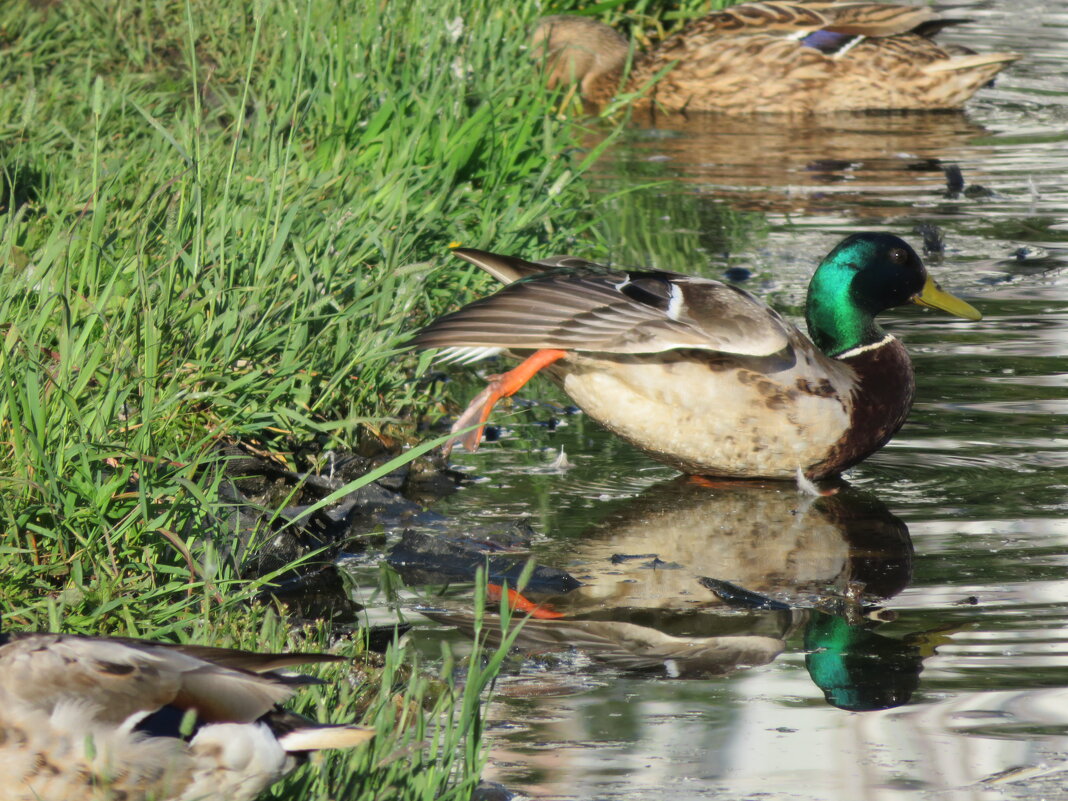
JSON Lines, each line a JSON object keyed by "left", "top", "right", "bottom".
{"left": 412, "top": 233, "right": 981, "bottom": 480}
{"left": 0, "top": 629, "right": 373, "bottom": 801}
{"left": 534, "top": 2, "right": 1018, "bottom": 112}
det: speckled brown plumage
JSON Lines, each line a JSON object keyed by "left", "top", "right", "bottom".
{"left": 533, "top": 1, "right": 1018, "bottom": 113}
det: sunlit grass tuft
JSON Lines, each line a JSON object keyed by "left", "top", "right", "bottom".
{"left": 0, "top": 0, "right": 747, "bottom": 796}
{"left": 0, "top": 0, "right": 596, "bottom": 795}
{"left": 0, "top": 0, "right": 601, "bottom": 600}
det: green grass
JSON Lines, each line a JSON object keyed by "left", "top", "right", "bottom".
{"left": 0, "top": 0, "right": 744, "bottom": 797}
{"left": 0, "top": 0, "right": 602, "bottom": 603}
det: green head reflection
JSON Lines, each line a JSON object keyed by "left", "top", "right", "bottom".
{"left": 804, "top": 611, "right": 923, "bottom": 712}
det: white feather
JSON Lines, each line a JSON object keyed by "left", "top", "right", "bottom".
{"left": 833, "top": 35, "right": 865, "bottom": 59}
{"left": 435, "top": 346, "right": 504, "bottom": 365}
{"left": 665, "top": 282, "right": 684, "bottom": 321}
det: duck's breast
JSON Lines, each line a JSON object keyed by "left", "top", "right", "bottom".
{"left": 556, "top": 343, "right": 856, "bottom": 478}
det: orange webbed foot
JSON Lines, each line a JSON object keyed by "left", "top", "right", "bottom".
{"left": 443, "top": 349, "right": 568, "bottom": 456}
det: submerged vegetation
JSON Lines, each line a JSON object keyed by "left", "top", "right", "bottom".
{"left": 0, "top": 0, "right": 741, "bottom": 797}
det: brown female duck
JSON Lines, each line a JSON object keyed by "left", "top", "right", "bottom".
{"left": 412, "top": 233, "right": 982, "bottom": 481}
{"left": 0, "top": 630, "right": 373, "bottom": 801}
{"left": 534, "top": 1, "right": 1018, "bottom": 112}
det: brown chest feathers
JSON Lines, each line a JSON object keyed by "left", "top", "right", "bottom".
{"left": 811, "top": 337, "right": 915, "bottom": 478}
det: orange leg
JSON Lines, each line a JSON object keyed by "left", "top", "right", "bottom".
{"left": 688, "top": 476, "right": 777, "bottom": 490}
{"left": 688, "top": 474, "right": 840, "bottom": 496}
{"left": 445, "top": 348, "right": 568, "bottom": 456}
{"left": 488, "top": 583, "right": 565, "bottom": 620}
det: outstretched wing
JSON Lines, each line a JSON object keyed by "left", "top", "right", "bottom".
{"left": 412, "top": 249, "right": 792, "bottom": 358}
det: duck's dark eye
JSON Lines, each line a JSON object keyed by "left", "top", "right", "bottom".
{"left": 888, "top": 247, "right": 908, "bottom": 265}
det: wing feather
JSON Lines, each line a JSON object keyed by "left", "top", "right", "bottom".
{"left": 413, "top": 261, "right": 791, "bottom": 357}
{"left": 0, "top": 634, "right": 339, "bottom": 725}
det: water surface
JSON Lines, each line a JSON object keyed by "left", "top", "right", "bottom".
{"left": 355, "top": 3, "right": 1068, "bottom": 798}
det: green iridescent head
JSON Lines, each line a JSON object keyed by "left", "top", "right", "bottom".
{"left": 805, "top": 233, "right": 981, "bottom": 358}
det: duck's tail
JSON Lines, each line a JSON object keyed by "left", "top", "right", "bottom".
{"left": 923, "top": 50, "right": 1020, "bottom": 74}
{"left": 919, "top": 50, "right": 1019, "bottom": 106}
{"left": 277, "top": 723, "right": 376, "bottom": 753}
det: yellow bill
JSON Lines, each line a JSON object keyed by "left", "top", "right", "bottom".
{"left": 911, "top": 276, "right": 982, "bottom": 321}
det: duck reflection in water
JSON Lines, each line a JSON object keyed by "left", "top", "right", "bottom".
{"left": 406, "top": 478, "right": 944, "bottom": 711}
{"left": 597, "top": 112, "right": 1001, "bottom": 218}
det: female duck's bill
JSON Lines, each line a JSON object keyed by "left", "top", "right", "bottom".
{"left": 412, "top": 233, "right": 981, "bottom": 481}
